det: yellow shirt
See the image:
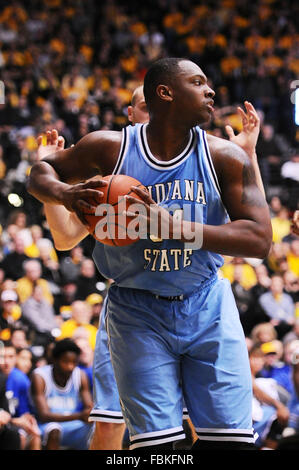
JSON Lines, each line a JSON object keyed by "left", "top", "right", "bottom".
{"left": 57, "top": 320, "right": 97, "bottom": 350}
{"left": 220, "top": 263, "right": 257, "bottom": 290}
{"left": 271, "top": 217, "right": 291, "bottom": 243}
{"left": 287, "top": 253, "right": 299, "bottom": 277}
{"left": 16, "top": 278, "right": 54, "bottom": 305}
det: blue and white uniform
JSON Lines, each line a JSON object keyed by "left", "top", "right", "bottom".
{"left": 92, "top": 123, "right": 254, "bottom": 449}
{"left": 33, "top": 365, "right": 92, "bottom": 449}
{"left": 89, "top": 297, "right": 189, "bottom": 423}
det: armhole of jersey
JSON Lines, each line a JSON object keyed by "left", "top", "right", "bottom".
{"left": 34, "top": 367, "right": 49, "bottom": 396}
{"left": 74, "top": 367, "right": 81, "bottom": 392}
{"left": 200, "top": 128, "right": 222, "bottom": 198}
{"left": 112, "top": 126, "right": 130, "bottom": 175}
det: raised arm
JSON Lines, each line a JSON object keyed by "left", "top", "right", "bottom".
{"left": 36, "top": 130, "right": 89, "bottom": 250}
{"left": 225, "top": 101, "right": 265, "bottom": 198}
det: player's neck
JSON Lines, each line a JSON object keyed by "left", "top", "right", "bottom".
{"left": 146, "top": 119, "right": 192, "bottom": 162}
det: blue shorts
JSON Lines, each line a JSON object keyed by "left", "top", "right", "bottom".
{"left": 89, "top": 298, "right": 125, "bottom": 424}
{"left": 39, "top": 420, "right": 92, "bottom": 449}
{"left": 106, "top": 277, "right": 255, "bottom": 449}
{"left": 89, "top": 298, "right": 189, "bottom": 425}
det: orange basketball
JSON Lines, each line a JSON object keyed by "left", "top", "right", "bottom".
{"left": 83, "top": 174, "right": 148, "bottom": 246}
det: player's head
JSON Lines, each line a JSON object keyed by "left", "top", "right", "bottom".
{"left": 52, "top": 338, "right": 81, "bottom": 378}
{"left": 127, "top": 85, "right": 149, "bottom": 125}
{"left": 143, "top": 57, "right": 215, "bottom": 126}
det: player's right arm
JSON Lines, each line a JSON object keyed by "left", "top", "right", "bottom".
{"left": 36, "top": 130, "right": 90, "bottom": 250}
{"left": 27, "top": 130, "right": 122, "bottom": 224}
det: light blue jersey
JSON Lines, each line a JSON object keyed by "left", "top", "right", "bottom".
{"left": 93, "top": 123, "right": 228, "bottom": 296}
{"left": 33, "top": 365, "right": 92, "bottom": 449}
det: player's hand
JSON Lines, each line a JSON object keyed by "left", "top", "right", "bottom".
{"left": 291, "top": 210, "right": 299, "bottom": 236}
{"left": 79, "top": 407, "right": 92, "bottom": 423}
{"left": 0, "top": 409, "right": 11, "bottom": 427}
{"left": 124, "top": 186, "right": 174, "bottom": 240}
{"left": 276, "top": 403, "right": 290, "bottom": 427}
{"left": 61, "top": 178, "right": 108, "bottom": 226}
{"left": 225, "top": 101, "right": 260, "bottom": 158}
{"left": 37, "top": 129, "right": 65, "bottom": 161}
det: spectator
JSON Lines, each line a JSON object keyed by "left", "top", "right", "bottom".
{"left": 250, "top": 322, "right": 278, "bottom": 347}
{"left": 0, "top": 341, "right": 41, "bottom": 450}
{"left": 15, "top": 348, "right": 33, "bottom": 377}
{"left": 0, "top": 233, "right": 30, "bottom": 281}
{"left": 249, "top": 345, "right": 289, "bottom": 449}
{"left": 57, "top": 300, "right": 97, "bottom": 350}
{"left": 259, "top": 340, "right": 295, "bottom": 397}
{"left": 21, "top": 284, "right": 60, "bottom": 346}
{"left": 59, "top": 245, "right": 84, "bottom": 284}
{"left": 16, "top": 259, "right": 53, "bottom": 305}
{"left": 10, "top": 327, "right": 30, "bottom": 351}
{"left": 271, "top": 207, "right": 292, "bottom": 244}
{"left": 258, "top": 274, "right": 295, "bottom": 339}
{"left": 283, "top": 319, "right": 299, "bottom": 346}
{"left": 36, "top": 238, "right": 61, "bottom": 292}
{"left": 53, "top": 280, "right": 77, "bottom": 318}
{"left": 0, "top": 370, "right": 21, "bottom": 450}
{"left": 30, "top": 339, "right": 93, "bottom": 450}
{"left": 281, "top": 151, "right": 299, "bottom": 212}
{"left": 85, "top": 293, "right": 103, "bottom": 328}
{"left": 0, "top": 289, "right": 22, "bottom": 341}
{"left": 75, "top": 258, "right": 102, "bottom": 300}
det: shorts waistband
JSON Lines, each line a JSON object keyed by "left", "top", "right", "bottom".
{"left": 151, "top": 274, "right": 219, "bottom": 302}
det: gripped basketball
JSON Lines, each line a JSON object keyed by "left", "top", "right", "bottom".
{"left": 83, "top": 174, "right": 148, "bottom": 246}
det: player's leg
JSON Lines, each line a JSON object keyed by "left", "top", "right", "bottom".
{"left": 181, "top": 277, "right": 256, "bottom": 450}
{"left": 107, "top": 285, "right": 185, "bottom": 450}
{"left": 88, "top": 299, "right": 126, "bottom": 449}
{"left": 89, "top": 422, "right": 126, "bottom": 450}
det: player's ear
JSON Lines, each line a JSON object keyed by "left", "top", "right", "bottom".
{"left": 127, "top": 106, "right": 133, "bottom": 123}
{"left": 156, "top": 85, "right": 173, "bottom": 103}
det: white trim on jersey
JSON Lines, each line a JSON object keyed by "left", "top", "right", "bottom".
{"left": 112, "top": 126, "right": 130, "bottom": 175}
{"left": 138, "top": 123, "right": 196, "bottom": 171}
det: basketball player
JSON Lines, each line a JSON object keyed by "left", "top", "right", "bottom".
{"left": 31, "top": 338, "right": 93, "bottom": 450}
{"left": 28, "top": 58, "right": 272, "bottom": 450}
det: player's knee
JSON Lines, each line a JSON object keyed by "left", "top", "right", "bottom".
{"left": 94, "top": 421, "right": 123, "bottom": 436}
{"left": 47, "top": 428, "right": 61, "bottom": 447}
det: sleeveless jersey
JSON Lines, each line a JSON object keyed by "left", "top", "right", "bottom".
{"left": 33, "top": 365, "right": 82, "bottom": 414}
{"left": 93, "top": 123, "right": 228, "bottom": 296}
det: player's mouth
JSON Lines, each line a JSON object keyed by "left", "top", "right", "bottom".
{"left": 206, "top": 101, "right": 215, "bottom": 113}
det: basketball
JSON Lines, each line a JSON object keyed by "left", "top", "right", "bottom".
{"left": 83, "top": 174, "right": 148, "bottom": 246}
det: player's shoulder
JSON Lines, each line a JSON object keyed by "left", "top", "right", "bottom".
{"left": 77, "top": 129, "right": 123, "bottom": 148}
{"left": 206, "top": 132, "right": 249, "bottom": 164}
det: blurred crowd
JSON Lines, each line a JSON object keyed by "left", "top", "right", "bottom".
{"left": 0, "top": 0, "right": 299, "bottom": 451}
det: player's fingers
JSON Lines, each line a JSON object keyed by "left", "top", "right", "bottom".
{"left": 58, "top": 136, "right": 65, "bottom": 148}
{"left": 130, "top": 185, "right": 153, "bottom": 204}
{"left": 245, "top": 101, "right": 260, "bottom": 122}
{"left": 79, "top": 188, "right": 104, "bottom": 204}
{"left": 237, "top": 106, "right": 248, "bottom": 124}
{"left": 37, "top": 135, "right": 43, "bottom": 147}
{"left": 225, "top": 125, "right": 235, "bottom": 139}
{"left": 46, "top": 130, "right": 51, "bottom": 145}
{"left": 51, "top": 129, "right": 58, "bottom": 145}
{"left": 82, "top": 179, "right": 108, "bottom": 189}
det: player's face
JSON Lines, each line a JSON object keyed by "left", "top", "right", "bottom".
{"left": 172, "top": 60, "right": 215, "bottom": 126}
{"left": 128, "top": 90, "right": 149, "bottom": 125}
{"left": 56, "top": 351, "right": 78, "bottom": 378}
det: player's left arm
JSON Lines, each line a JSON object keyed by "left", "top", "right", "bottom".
{"left": 127, "top": 140, "right": 272, "bottom": 259}
{"left": 199, "top": 136, "right": 272, "bottom": 258}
